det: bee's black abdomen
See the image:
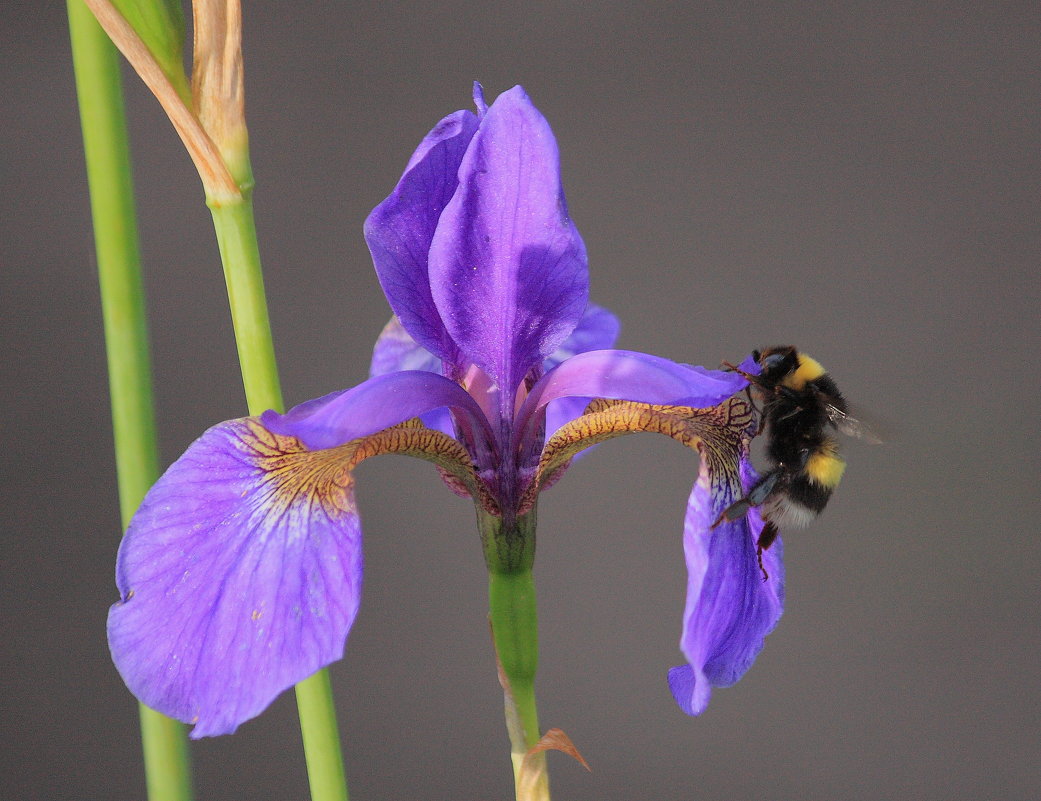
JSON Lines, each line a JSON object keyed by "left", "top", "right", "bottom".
{"left": 788, "top": 473, "right": 833, "bottom": 513}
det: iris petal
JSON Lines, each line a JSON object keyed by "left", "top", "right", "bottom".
{"left": 107, "top": 419, "right": 363, "bottom": 737}
{"left": 543, "top": 303, "right": 621, "bottom": 439}
{"left": 517, "top": 350, "right": 752, "bottom": 451}
{"left": 428, "top": 85, "right": 589, "bottom": 398}
{"left": 370, "top": 316, "right": 442, "bottom": 378}
{"left": 669, "top": 456, "right": 784, "bottom": 715}
{"left": 543, "top": 303, "right": 621, "bottom": 370}
{"left": 365, "top": 108, "right": 479, "bottom": 365}
{"left": 261, "top": 370, "right": 493, "bottom": 455}
{"left": 369, "top": 316, "right": 454, "bottom": 436}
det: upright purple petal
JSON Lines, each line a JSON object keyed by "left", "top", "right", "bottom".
{"left": 543, "top": 303, "right": 621, "bottom": 438}
{"left": 365, "top": 108, "right": 479, "bottom": 365}
{"left": 543, "top": 302, "right": 621, "bottom": 370}
{"left": 108, "top": 419, "right": 363, "bottom": 737}
{"left": 370, "top": 316, "right": 443, "bottom": 378}
{"left": 428, "top": 86, "right": 589, "bottom": 397}
{"left": 369, "top": 316, "right": 455, "bottom": 436}
{"left": 668, "top": 457, "right": 784, "bottom": 715}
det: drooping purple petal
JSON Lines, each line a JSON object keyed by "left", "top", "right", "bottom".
{"left": 369, "top": 316, "right": 455, "bottom": 436}
{"left": 543, "top": 303, "right": 621, "bottom": 438}
{"left": 428, "top": 85, "right": 589, "bottom": 398}
{"left": 261, "top": 370, "right": 493, "bottom": 454}
{"left": 365, "top": 108, "right": 479, "bottom": 365}
{"left": 516, "top": 350, "right": 754, "bottom": 451}
{"left": 108, "top": 419, "right": 364, "bottom": 737}
{"left": 668, "top": 456, "right": 784, "bottom": 715}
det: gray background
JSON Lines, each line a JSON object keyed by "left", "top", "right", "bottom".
{"left": 3, "top": 2, "right": 1039, "bottom": 799}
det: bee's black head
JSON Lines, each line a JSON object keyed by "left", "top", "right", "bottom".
{"left": 756, "top": 346, "right": 799, "bottom": 384}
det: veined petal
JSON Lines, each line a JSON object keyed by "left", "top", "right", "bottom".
{"left": 107, "top": 419, "right": 363, "bottom": 737}
{"left": 365, "top": 108, "right": 479, "bottom": 364}
{"left": 543, "top": 303, "right": 621, "bottom": 439}
{"left": 669, "top": 456, "right": 785, "bottom": 715}
{"left": 429, "top": 85, "right": 589, "bottom": 397}
{"left": 516, "top": 350, "right": 754, "bottom": 452}
{"left": 261, "top": 370, "right": 494, "bottom": 457}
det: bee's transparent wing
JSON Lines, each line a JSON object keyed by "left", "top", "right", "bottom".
{"left": 825, "top": 403, "right": 882, "bottom": 444}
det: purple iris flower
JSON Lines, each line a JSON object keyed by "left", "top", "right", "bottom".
{"left": 107, "top": 84, "right": 784, "bottom": 738}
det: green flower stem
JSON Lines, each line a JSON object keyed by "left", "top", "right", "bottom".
{"left": 66, "top": 2, "right": 193, "bottom": 799}
{"left": 207, "top": 197, "right": 283, "bottom": 415}
{"left": 296, "top": 671, "right": 349, "bottom": 801}
{"left": 138, "top": 708, "right": 193, "bottom": 801}
{"left": 482, "top": 509, "right": 549, "bottom": 799}
{"left": 489, "top": 569, "right": 541, "bottom": 748}
{"left": 489, "top": 569, "right": 550, "bottom": 800}
{"left": 207, "top": 194, "right": 348, "bottom": 801}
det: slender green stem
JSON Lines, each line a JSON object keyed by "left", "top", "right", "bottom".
{"left": 207, "top": 198, "right": 283, "bottom": 415}
{"left": 296, "top": 671, "right": 349, "bottom": 800}
{"left": 139, "top": 707, "right": 193, "bottom": 801}
{"left": 207, "top": 193, "right": 347, "bottom": 801}
{"left": 66, "top": 2, "right": 193, "bottom": 799}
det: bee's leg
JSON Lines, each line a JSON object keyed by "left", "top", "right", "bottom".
{"left": 711, "top": 469, "right": 782, "bottom": 528}
{"left": 744, "top": 386, "right": 764, "bottom": 425}
{"left": 756, "top": 521, "right": 780, "bottom": 582}
{"left": 719, "top": 360, "right": 752, "bottom": 379}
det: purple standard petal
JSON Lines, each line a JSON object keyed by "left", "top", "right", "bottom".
{"left": 516, "top": 350, "right": 751, "bottom": 451}
{"left": 261, "top": 370, "right": 493, "bottom": 454}
{"left": 543, "top": 303, "right": 621, "bottom": 439}
{"left": 370, "top": 316, "right": 443, "bottom": 378}
{"left": 668, "top": 457, "right": 784, "bottom": 715}
{"left": 369, "top": 316, "right": 455, "bottom": 436}
{"left": 429, "top": 86, "right": 589, "bottom": 396}
{"left": 543, "top": 302, "right": 621, "bottom": 371}
{"left": 365, "top": 108, "right": 479, "bottom": 364}
{"left": 108, "top": 419, "right": 363, "bottom": 737}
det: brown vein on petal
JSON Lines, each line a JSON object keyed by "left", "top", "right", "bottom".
{"left": 238, "top": 419, "right": 359, "bottom": 519}
{"left": 520, "top": 397, "right": 755, "bottom": 511}
{"left": 350, "top": 422, "right": 500, "bottom": 514}
{"left": 236, "top": 417, "right": 497, "bottom": 521}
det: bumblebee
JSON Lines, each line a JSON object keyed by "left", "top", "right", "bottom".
{"left": 714, "top": 346, "right": 875, "bottom": 579}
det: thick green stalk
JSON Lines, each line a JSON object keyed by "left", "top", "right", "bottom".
{"left": 490, "top": 568, "right": 550, "bottom": 801}
{"left": 207, "top": 193, "right": 348, "bottom": 801}
{"left": 66, "top": 2, "right": 193, "bottom": 799}
{"left": 482, "top": 509, "right": 550, "bottom": 800}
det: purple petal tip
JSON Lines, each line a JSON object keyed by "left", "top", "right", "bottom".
{"left": 472, "top": 81, "right": 487, "bottom": 115}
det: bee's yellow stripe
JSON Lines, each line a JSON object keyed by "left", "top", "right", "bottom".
{"left": 784, "top": 353, "right": 826, "bottom": 390}
{"left": 805, "top": 442, "right": 845, "bottom": 488}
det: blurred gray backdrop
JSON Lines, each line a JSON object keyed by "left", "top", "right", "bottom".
{"left": 2, "top": 2, "right": 1039, "bottom": 799}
